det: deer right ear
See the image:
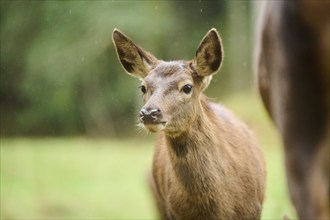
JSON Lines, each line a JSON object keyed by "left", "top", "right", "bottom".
{"left": 112, "top": 29, "right": 158, "bottom": 78}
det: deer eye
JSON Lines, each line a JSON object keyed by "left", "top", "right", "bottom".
{"left": 181, "top": 84, "right": 193, "bottom": 94}
{"left": 139, "top": 85, "right": 147, "bottom": 94}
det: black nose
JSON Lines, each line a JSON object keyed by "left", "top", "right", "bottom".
{"left": 139, "top": 108, "right": 161, "bottom": 124}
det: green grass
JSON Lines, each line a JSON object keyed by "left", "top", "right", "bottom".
{"left": 1, "top": 92, "right": 297, "bottom": 219}
{"left": 1, "top": 138, "right": 157, "bottom": 219}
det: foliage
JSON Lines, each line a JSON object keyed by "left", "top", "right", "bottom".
{"left": 1, "top": 1, "right": 254, "bottom": 137}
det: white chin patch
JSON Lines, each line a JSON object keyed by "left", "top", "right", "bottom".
{"left": 144, "top": 123, "right": 166, "bottom": 132}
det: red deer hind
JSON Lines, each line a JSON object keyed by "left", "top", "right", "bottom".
{"left": 256, "top": 1, "right": 329, "bottom": 219}
{"left": 113, "top": 28, "right": 266, "bottom": 220}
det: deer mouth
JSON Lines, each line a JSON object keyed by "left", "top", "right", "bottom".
{"left": 143, "top": 121, "right": 167, "bottom": 132}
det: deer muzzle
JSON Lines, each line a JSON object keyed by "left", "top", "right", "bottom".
{"left": 139, "top": 108, "right": 162, "bottom": 124}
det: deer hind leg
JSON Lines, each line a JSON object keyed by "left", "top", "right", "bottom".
{"left": 284, "top": 146, "right": 314, "bottom": 219}
{"left": 309, "top": 138, "right": 329, "bottom": 219}
{"left": 284, "top": 140, "right": 329, "bottom": 220}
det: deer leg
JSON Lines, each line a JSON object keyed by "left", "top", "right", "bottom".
{"left": 147, "top": 171, "right": 171, "bottom": 220}
{"left": 284, "top": 140, "right": 329, "bottom": 219}
{"left": 284, "top": 145, "right": 313, "bottom": 219}
{"left": 309, "top": 139, "right": 329, "bottom": 219}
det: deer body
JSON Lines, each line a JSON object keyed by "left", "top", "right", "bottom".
{"left": 152, "top": 96, "right": 265, "bottom": 220}
{"left": 113, "top": 28, "right": 265, "bottom": 220}
{"left": 256, "top": 1, "right": 329, "bottom": 219}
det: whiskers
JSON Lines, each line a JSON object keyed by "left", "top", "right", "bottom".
{"left": 136, "top": 122, "right": 150, "bottom": 136}
{"left": 134, "top": 112, "right": 149, "bottom": 136}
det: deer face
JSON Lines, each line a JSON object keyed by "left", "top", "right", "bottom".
{"left": 138, "top": 61, "right": 201, "bottom": 134}
{"left": 113, "top": 28, "right": 223, "bottom": 135}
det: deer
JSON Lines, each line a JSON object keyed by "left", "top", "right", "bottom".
{"left": 255, "top": 1, "right": 329, "bottom": 219}
{"left": 113, "top": 28, "right": 266, "bottom": 220}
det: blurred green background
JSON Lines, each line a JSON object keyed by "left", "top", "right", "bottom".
{"left": 1, "top": 1, "right": 296, "bottom": 219}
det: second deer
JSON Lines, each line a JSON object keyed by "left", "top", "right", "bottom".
{"left": 113, "top": 28, "right": 266, "bottom": 220}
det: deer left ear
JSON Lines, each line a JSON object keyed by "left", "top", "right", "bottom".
{"left": 193, "top": 28, "right": 223, "bottom": 77}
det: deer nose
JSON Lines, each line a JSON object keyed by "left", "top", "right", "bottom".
{"left": 139, "top": 108, "right": 161, "bottom": 124}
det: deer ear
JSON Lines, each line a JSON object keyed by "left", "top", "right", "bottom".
{"left": 112, "top": 29, "right": 158, "bottom": 78}
{"left": 192, "top": 28, "right": 223, "bottom": 77}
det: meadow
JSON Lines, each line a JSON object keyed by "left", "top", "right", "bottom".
{"left": 1, "top": 92, "right": 297, "bottom": 219}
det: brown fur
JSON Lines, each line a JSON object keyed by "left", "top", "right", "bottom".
{"left": 114, "top": 28, "right": 266, "bottom": 220}
{"left": 255, "top": 1, "right": 329, "bottom": 219}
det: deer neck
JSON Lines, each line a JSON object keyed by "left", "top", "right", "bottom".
{"left": 165, "top": 97, "right": 220, "bottom": 193}
{"left": 166, "top": 96, "right": 216, "bottom": 153}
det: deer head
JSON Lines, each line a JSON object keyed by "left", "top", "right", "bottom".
{"left": 113, "top": 28, "right": 223, "bottom": 136}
